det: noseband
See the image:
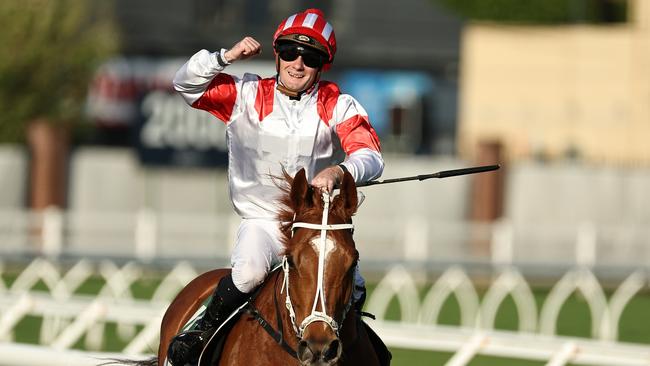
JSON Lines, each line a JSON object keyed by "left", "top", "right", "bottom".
{"left": 282, "top": 192, "right": 354, "bottom": 338}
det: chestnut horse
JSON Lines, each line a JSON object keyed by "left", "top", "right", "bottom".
{"left": 129, "top": 168, "right": 383, "bottom": 366}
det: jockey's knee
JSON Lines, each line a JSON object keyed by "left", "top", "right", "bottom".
{"left": 352, "top": 265, "right": 366, "bottom": 303}
{"left": 231, "top": 261, "right": 268, "bottom": 293}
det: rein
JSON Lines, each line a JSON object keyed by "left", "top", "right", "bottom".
{"left": 245, "top": 269, "right": 298, "bottom": 358}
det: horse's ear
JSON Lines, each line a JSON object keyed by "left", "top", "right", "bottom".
{"left": 290, "top": 168, "right": 311, "bottom": 210}
{"left": 338, "top": 171, "right": 358, "bottom": 217}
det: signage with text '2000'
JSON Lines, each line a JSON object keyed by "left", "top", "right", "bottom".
{"left": 136, "top": 91, "right": 228, "bottom": 167}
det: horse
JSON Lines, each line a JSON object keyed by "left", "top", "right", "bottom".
{"left": 116, "top": 168, "right": 387, "bottom": 366}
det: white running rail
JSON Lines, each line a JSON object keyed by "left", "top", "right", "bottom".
{"left": 0, "top": 259, "right": 649, "bottom": 366}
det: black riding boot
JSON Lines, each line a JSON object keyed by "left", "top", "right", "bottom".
{"left": 168, "top": 274, "right": 247, "bottom": 366}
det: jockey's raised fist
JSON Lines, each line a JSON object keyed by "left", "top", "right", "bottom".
{"left": 224, "top": 36, "right": 261, "bottom": 63}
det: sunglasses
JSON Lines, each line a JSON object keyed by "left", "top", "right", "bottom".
{"left": 276, "top": 42, "right": 326, "bottom": 69}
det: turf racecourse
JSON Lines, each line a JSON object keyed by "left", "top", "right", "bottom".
{"left": 4, "top": 273, "right": 650, "bottom": 365}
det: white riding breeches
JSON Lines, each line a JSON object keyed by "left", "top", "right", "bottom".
{"left": 230, "top": 218, "right": 366, "bottom": 303}
{"left": 230, "top": 219, "right": 285, "bottom": 294}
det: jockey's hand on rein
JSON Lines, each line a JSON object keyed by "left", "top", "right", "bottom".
{"left": 311, "top": 165, "right": 345, "bottom": 194}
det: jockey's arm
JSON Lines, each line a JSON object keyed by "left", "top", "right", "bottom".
{"left": 311, "top": 92, "right": 384, "bottom": 193}
{"left": 311, "top": 149, "right": 384, "bottom": 193}
{"left": 341, "top": 148, "right": 384, "bottom": 183}
{"left": 173, "top": 37, "right": 261, "bottom": 106}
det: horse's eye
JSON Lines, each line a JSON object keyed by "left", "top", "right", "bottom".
{"left": 286, "top": 256, "right": 295, "bottom": 268}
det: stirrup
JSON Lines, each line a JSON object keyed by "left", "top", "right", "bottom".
{"left": 168, "top": 330, "right": 212, "bottom": 366}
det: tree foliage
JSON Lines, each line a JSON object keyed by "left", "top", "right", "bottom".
{"left": 434, "top": 0, "right": 627, "bottom": 24}
{"left": 0, "top": 0, "right": 119, "bottom": 142}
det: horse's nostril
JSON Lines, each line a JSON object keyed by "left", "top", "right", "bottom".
{"left": 297, "top": 340, "right": 314, "bottom": 363}
{"left": 322, "top": 339, "right": 341, "bottom": 362}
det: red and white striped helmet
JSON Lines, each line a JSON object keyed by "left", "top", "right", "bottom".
{"left": 273, "top": 8, "right": 337, "bottom": 70}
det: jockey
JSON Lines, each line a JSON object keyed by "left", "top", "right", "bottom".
{"left": 169, "top": 8, "right": 384, "bottom": 365}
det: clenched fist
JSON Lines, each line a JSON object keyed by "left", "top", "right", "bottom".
{"left": 224, "top": 36, "right": 262, "bottom": 63}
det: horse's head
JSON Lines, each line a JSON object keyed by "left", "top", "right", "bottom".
{"left": 279, "top": 168, "right": 359, "bottom": 365}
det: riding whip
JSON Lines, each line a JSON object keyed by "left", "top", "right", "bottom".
{"left": 356, "top": 164, "right": 500, "bottom": 188}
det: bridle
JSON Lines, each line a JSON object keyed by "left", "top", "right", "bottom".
{"left": 242, "top": 190, "right": 362, "bottom": 360}
{"left": 282, "top": 191, "right": 354, "bottom": 338}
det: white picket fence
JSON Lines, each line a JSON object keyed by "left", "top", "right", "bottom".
{"left": 1, "top": 258, "right": 649, "bottom": 365}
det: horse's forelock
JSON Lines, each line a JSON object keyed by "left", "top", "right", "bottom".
{"left": 274, "top": 168, "right": 323, "bottom": 248}
{"left": 275, "top": 168, "right": 357, "bottom": 254}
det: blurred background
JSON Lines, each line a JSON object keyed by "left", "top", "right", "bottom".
{"left": 1, "top": 0, "right": 650, "bottom": 365}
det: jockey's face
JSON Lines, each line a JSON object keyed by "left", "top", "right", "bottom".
{"left": 278, "top": 49, "right": 321, "bottom": 94}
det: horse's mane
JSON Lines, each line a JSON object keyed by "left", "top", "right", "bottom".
{"left": 273, "top": 169, "right": 328, "bottom": 252}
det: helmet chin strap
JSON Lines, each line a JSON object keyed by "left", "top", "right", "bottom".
{"left": 276, "top": 82, "right": 303, "bottom": 99}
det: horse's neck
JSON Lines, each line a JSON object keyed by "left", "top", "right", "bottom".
{"left": 251, "top": 268, "right": 300, "bottom": 347}
{"left": 219, "top": 269, "right": 298, "bottom": 365}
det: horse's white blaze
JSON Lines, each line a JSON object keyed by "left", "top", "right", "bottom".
{"left": 310, "top": 237, "right": 336, "bottom": 259}
{"left": 285, "top": 192, "right": 354, "bottom": 337}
